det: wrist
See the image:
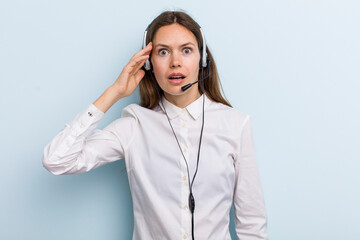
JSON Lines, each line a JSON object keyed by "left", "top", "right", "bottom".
{"left": 108, "top": 85, "right": 125, "bottom": 100}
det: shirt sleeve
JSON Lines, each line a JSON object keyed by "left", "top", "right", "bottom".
{"left": 233, "top": 115, "right": 269, "bottom": 239}
{"left": 42, "top": 103, "right": 137, "bottom": 175}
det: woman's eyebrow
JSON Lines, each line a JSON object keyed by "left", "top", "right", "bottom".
{"left": 154, "top": 42, "right": 196, "bottom": 48}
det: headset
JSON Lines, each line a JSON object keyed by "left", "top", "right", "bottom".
{"left": 141, "top": 20, "right": 211, "bottom": 240}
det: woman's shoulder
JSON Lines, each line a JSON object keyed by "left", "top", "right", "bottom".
{"left": 121, "top": 103, "right": 161, "bottom": 118}
{"left": 206, "top": 100, "right": 251, "bottom": 136}
{"left": 121, "top": 103, "right": 138, "bottom": 117}
{"left": 208, "top": 99, "right": 250, "bottom": 123}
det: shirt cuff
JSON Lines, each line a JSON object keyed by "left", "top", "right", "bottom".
{"left": 68, "top": 103, "right": 105, "bottom": 137}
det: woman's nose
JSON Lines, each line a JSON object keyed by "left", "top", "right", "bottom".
{"left": 170, "top": 52, "right": 181, "bottom": 68}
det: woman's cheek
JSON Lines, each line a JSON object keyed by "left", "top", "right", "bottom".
{"left": 152, "top": 56, "right": 168, "bottom": 68}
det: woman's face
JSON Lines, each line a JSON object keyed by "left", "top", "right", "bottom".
{"left": 150, "top": 23, "right": 201, "bottom": 101}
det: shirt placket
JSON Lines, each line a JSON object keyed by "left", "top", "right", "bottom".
{"left": 179, "top": 108, "right": 191, "bottom": 239}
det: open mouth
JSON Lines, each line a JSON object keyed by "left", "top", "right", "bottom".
{"left": 168, "top": 73, "right": 186, "bottom": 84}
{"left": 168, "top": 76, "right": 186, "bottom": 80}
{"left": 168, "top": 76, "right": 186, "bottom": 85}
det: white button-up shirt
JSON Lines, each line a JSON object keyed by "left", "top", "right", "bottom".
{"left": 42, "top": 94, "right": 268, "bottom": 240}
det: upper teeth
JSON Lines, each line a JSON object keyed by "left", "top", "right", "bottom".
{"left": 170, "top": 76, "right": 184, "bottom": 79}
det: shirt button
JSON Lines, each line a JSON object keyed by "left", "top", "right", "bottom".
{"left": 182, "top": 175, "right": 187, "bottom": 181}
{"left": 66, "top": 140, "right": 70, "bottom": 146}
{"left": 182, "top": 123, "right": 187, "bottom": 128}
{"left": 183, "top": 234, "right": 188, "bottom": 239}
{"left": 80, "top": 123, "right": 84, "bottom": 128}
{"left": 183, "top": 147, "right": 187, "bottom": 153}
{"left": 183, "top": 204, "right": 188, "bottom": 209}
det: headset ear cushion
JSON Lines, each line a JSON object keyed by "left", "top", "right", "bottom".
{"left": 199, "top": 56, "right": 210, "bottom": 69}
{"left": 206, "top": 56, "right": 210, "bottom": 67}
{"left": 144, "top": 59, "right": 151, "bottom": 71}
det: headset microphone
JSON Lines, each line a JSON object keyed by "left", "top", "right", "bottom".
{"left": 181, "top": 82, "right": 196, "bottom": 92}
{"left": 181, "top": 56, "right": 211, "bottom": 91}
{"left": 181, "top": 71, "right": 208, "bottom": 91}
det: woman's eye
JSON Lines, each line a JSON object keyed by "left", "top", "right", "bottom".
{"left": 159, "top": 49, "right": 168, "bottom": 55}
{"left": 183, "top": 48, "right": 192, "bottom": 54}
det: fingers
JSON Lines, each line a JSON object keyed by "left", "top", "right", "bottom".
{"left": 127, "top": 55, "right": 149, "bottom": 75}
{"left": 134, "top": 69, "right": 146, "bottom": 86}
{"left": 131, "top": 42, "right": 153, "bottom": 60}
{"left": 123, "top": 42, "right": 152, "bottom": 78}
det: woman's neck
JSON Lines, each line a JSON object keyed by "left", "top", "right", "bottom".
{"left": 164, "top": 90, "right": 201, "bottom": 109}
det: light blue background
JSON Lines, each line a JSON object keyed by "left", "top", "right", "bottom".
{"left": 1, "top": 0, "right": 359, "bottom": 239}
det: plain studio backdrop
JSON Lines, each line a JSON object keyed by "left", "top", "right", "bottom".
{"left": 0, "top": 0, "right": 359, "bottom": 239}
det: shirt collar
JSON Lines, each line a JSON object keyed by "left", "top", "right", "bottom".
{"left": 159, "top": 93, "right": 211, "bottom": 120}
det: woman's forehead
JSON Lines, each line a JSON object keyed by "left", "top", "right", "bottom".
{"left": 152, "top": 24, "right": 198, "bottom": 48}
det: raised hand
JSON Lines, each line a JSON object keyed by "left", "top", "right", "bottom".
{"left": 112, "top": 42, "right": 153, "bottom": 98}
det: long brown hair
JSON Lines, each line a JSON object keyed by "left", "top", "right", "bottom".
{"left": 139, "top": 10, "right": 232, "bottom": 109}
